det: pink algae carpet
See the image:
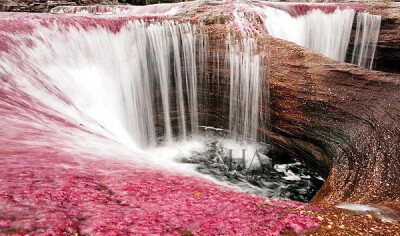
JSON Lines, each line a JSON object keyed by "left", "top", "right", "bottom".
{"left": 0, "top": 144, "right": 319, "bottom": 235}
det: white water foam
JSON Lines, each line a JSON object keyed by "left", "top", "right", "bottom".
{"left": 0, "top": 16, "right": 265, "bottom": 179}
{"left": 9, "top": 21, "right": 200, "bottom": 148}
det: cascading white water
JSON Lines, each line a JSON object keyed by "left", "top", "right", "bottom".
{"left": 2, "top": 13, "right": 266, "bottom": 154}
{"left": 44, "top": 2, "right": 383, "bottom": 145}
{"left": 250, "top": 3, "right": 381, "bottom": 68}
{"left": 147, "top": 22, "right": 174, "bottom": 142}
{"left": 351, "top": 12, "right": 382, "bottom": 70}
{"left": 3, "top": 2, "right": 383, "bottom": 152}
{"left": 1, "top": 20, "right": 201, "bottom": 148}
{"left": 53, "top": 2, "right": 382, "bottom": 71}
{"left": 227, "top": 35, "right": 263, "bottom": 142}
{"left": 180, "top": 24, "right": 199, "bottom": 136}
{"left": 259, "top": 7, "right": 356, "bottom": 62}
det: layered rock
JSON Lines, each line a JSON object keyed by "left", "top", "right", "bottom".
{"left": 366, "top": 2, "right": 400, "bottom": 73}
{"left": 262, "top": 37, "right": 400, "bottom": 207}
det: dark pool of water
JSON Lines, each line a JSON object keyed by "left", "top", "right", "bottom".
{"left": 178, "top": 132, "right": 325, "bottom": 203}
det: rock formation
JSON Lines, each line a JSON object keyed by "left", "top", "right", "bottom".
{"left": 366, "top": 2, "right": 400, "bottom": 73}
{"left": 172, "top": 1, "right": 400, "bottom": 209}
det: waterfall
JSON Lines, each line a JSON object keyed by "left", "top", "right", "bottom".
{"left": 0, "top": 18, "right": 200, "bottom": 148}
{"left": 180, "top": 24, "right": 199, "bottom": 135}
{"left": 252, "top": 3, "right": 381, "bottom": 68}
{"left": 227, "top": 35, "right": 263, "bottom": 142}
{"left": 53, "top": 2, "right": 382, "bottom": 70}
{"left": 2, "top": 12, "right": 267, "bottom": 151}
{"left": 351, "top": 12, "right": 382, "bottom": 70}
{"left": 2, "top": 2, "right": 383, "bottom": 151}
{"left": 260, "top": 7, "right": 356, "bottom": 62}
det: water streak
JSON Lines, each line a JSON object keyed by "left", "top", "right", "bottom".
{"left": 351, "top": 12, "right": 382, "bottom": 69}
{"left": 228, "top": 35, "right": 262, "bottom": 142}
